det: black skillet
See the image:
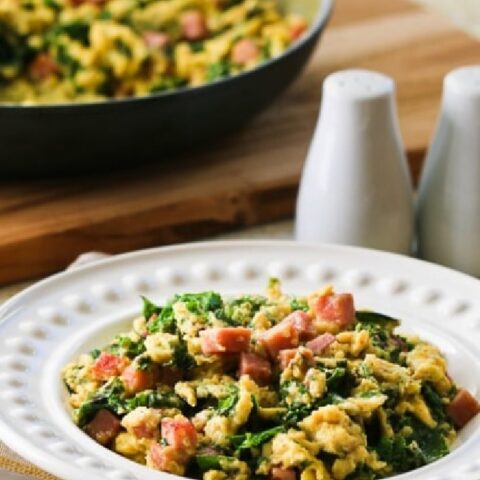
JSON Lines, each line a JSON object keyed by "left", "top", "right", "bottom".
{"left": 0, "top": 0, "right": 333, "bottom": 176}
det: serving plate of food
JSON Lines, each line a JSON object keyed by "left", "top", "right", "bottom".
{"left": 0, "top": 0, "right": 332, "bottom": 175}
{"left": 0, "top": 240, "right": 479, "bottom": 480}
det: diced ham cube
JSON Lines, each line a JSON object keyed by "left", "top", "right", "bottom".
{"left": 143, "top": 31, "right": 170, "bottom": 49}
{"left": 278, "top": 349, "right": 298, "bottom": 370}
{"left": 180, "top": 10, "right": 207, "bottom": 41}
{"left": 157, "top": 366, "right": 183, "bottom": 387}
{"left": 287, "top": 311, "right": 316, "bottom": 341}
{"left": 278, "top": 348, "right": 313, "bottom": 370}
{"left": 239, "top": 352, "right": 271, "bottom": 385}
{"left": 232, "top": 38, "right": 259, "bottom": 66}
{"left": 122, "top": 364, "right": 158, "bottom": 394}
{"left": 270, "top": 467, "right": 297, "bottom": 480}
{"left": 447, "top": 389, "right": 480, "bottom": 427}
{"left": 290, "top": 20, "right": 308, "bottom": 40}
{"left": 260, "top": 321, "right": 299, "bottom": 359}
{"left": 200, "top": 327, "right": 251, "bottom": 354}
{"left": 85, "top": 409, "right": 121, "bottom": 446}
{"left": 306, "top": 333, "right": 336, "bottom": 355}
{"left": 148, "top": 443, "right": 187, "bottom": 474}
{"left": 161, "top": 416, "right": 198, "bottom": 454}
{"left": 91, "top": 352, "right": 130, "bottom": 381}
{"left": 28, "top": 53, "right": 59, "bottom": 82}
{"left": 315, "top": 293, "right": 355, "bottom": 327}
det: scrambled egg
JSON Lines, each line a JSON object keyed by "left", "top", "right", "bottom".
{"left": 62, "top": 280, "right": 469, "bottom": 480}
{"left": 0, "top": 0, "right": 307, "bottom": 104}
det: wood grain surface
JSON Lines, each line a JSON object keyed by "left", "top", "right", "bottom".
{"left": 1, "top": 0, "right": 479, "bottom": 285}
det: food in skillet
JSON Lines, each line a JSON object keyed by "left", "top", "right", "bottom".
{"left": 62, "top": 280, "right": 480, "bottom": 479}
{"left": 0, "top": 0, "right": 308, "bottom": 104}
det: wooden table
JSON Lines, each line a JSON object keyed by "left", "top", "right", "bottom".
{"left": 1, "top": 0, "right": 479, "bottom": 286}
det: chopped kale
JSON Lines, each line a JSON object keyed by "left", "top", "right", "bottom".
{"left": 115, "top": 38, "right": 132, "bottom": 57}
{"left": 126, "top": 389, "right": 186, "bottom": 411}
{"left": 283, "top": 402, "right": 313, "bottom": 426}
{"left": 142, "top": 296, "right": 162, "bottom": 319}
{"left": 283, "top": 393, "right": 343, "bottom": 426}
{"left": 376, "top": 414, "right": 449, "bottom": 469}
{"left": 230, "top": 426, "right": 284, "bottom": 450}
{"left": 217, "top": 386, "right": 239, "bottom": 416}
{"left": 43, "top": 0, "right": 61, "bottom": 11}
{"left": 408, "top": 416, "right": 449, "bottom": 463}
{"left": 375, "top": 435, "right": 423, "bottom": 472}
{"left": 0, "top": 24, "right": 34, "bottom": 77}
{"left": 168, "top": 339, "right": 196, "bottom": 370}
{"left": 51, "top": 21, "right": 90, "bottom": 46}
{"left": 422, "top": 382, "right": 447, "bottom": 422}
{"left": 55, "top": 43, "right": 81, "bottom": 77}
{"left": 324, "top": 367, "right": 356, "bottom": 397}
{"left": 206, "top": 60, "right": 231, "bottom": 81}
{"left": 22, "top": 2, "right": 34, "bottom": 11}
{"left": 224, "top": 295, "right": 266, "bottom": 326}
{"left": 196, "top": 454, "right": 235, "bottom": 471}
{"left": 147, "top": 303, "right": 176, "bottom": 334}
{"left": 190, "top": 41, "right": 204, "bottom": 52}
{"left": 108, "top": 334, "right": 146, "bottom": 358}
{"left": 357, "top": 362, "right": 373, "bottom": 378}
{"left": 356, "top": 311, "right": 400, "bottom": 330}
{"left": 290, "top": 297, "right": 309, "bottom": 312}
{"left": 75, "top": 378, "right": 126, "bottom": 426}
{"left": 98, "top": 10, "right": 113, "bottom": 19}
{"left": 176, "top": 291, "right": 223, "bottom": 315}
{"left": 90, "top": 348, "right": 101, "bottom": 359}
{"left": 136, "top": 355, "right": 152, "bottom": 371}
{"left": 150, "top": 77, "right": 187, "bottom": 93}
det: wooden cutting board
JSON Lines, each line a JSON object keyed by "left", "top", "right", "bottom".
{"left": 1, "top": 0, "right": 479, "bottom": 286}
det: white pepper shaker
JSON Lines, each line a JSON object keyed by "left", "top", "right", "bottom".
{"left": 417, "top": 66, "right": 480, "bottom": 276}
{"left": 295, "top": 69, "right": 414, "bottom": 254}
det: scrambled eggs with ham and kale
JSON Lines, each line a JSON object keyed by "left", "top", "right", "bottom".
{"left": 62, "top": 280, "right": 479, "bottom": 479}
{"left": 0, "top": 0, "right": 307, "bottom": 104}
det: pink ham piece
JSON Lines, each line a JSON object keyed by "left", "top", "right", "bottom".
{"left": 314, "top": 293, "right": 355, "bottom": 327}
{"left": 278, "top": 349, "right": 298, "bottom": 370}
{"left": 85, "top": 409, "right": 121, "bottom": 446}
{"left": 260, "top": 321, "right": 299, "bottom": 359}
{"left": 200, "top": 327, "right": 251, "bottom": 354}
{"left": 278, "top": 348, "right": 313, "bottom": 370}
{"left": 447, "top": 389, "right": 480, "bottom": 427}
{"left": 28, "top": 53, "right": 59, "bottom": 81}
{"left": 132, "top": 422, "right": 159, "bottom": 439}
{"left": 290, "top": 20, "right": 308, "bottom": 40}
{"left": 232, "top": 38, "right": 259, "bottom": 65}
{"left": 180, "top": 10, "right": 207, "bottom": 40}
{"left": 122, "top": 364, "right": 158, "bottom": 394}
{"left": 148, "top": 443, "right": 186, "bottom": 473}
{"left": 270, "top": 467, "right": 297, "bottom": 480}
{"left": 157, "top": 366, "right": 183, "bottom": 387}
{"left": 306, "top": 333, "right": 336, "bottom": 355}
{"left": 143, "top": 31, "right": 170, "bottom": 49}
{"left": 238, "top": 352, "right": 271, "bottom": 385}
{"left": 91, "top": 352, "right": 129, "bottom": 381}
{"left": 161, "top": 417, "right": 198, "bottom": 453}
{"left": 286, "top": 311, "right": 316, "bottom": 341}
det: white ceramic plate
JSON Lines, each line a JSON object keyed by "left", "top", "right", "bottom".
{"left": 0, "top": 241, "right": 479, "bottom": 480}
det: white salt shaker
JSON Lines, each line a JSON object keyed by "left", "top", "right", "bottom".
{"left": 417, "top": 66, "right": 480, "bottom": 276}
{"left": 296, "top": 69, "right": 414, "bottom": 254}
